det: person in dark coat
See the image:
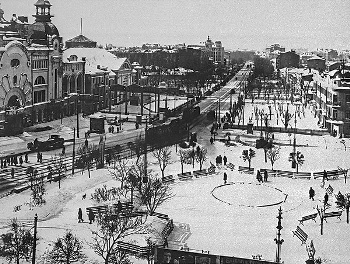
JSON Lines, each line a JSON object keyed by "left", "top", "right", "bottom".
{"left": 37, "top": 152, "right": 40, "bottom": 162}
{"left": 223, "top": 172, "right": 227, "bottom": 184}
{"left": 19, "top": 156, "right": 23, "bottom": 166}
{"left": 218, "top": 155, "right": 222, "bottom": 165}
{"left": 78, "top": 208, "right": 83, "bottom": 223}
{"left": 324, "top": 192, "right": 329, "bottom": 205}
{"left": 223, "top": 156, "right": 227, "bottom": 166}
{"left": 88, "top": 209, "right": 95, "bottom": 224}
{"left": 11, "top": 168, "right": 15, "bottom": 178}
{"left": 264, "top": 170, "right": 268, "bottom": 182}
{"left": 309, "top": 187, "right": 315, "bottom": 201}
{"left": 25, "top": 153, "right": 28, "bottom": 163}
{"left": 210, "top": 137, "right": 214, "bottom": 144}
{"left": 256, "top": 170, "right": 262, "bottom": 182}
{"left": 323, "top": 170, "right": 328, "bottom": 181}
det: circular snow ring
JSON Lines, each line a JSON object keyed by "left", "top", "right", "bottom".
{"left": 211, "top": 182, "right": 288, "bottom": 208}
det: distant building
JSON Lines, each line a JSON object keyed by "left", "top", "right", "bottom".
{"left": 65, "top": 34, "right": 97, "bottom": 48}
{"left": 312, "top": 66, "right": 350, "bottom": 137}
{"left": 307, "top": 55, "right": 326, "bottom": 72}
{"left": 276, "top": 50, "right": 300, "bottom": 69}
{"left": 266, "top": 43, "right": 285, "bottom": 54}
{"left": 205, "top": 36, "right": 224, "bottom": 64}
{"left": 63, "top": 47, "right": 133, "bottom": 112}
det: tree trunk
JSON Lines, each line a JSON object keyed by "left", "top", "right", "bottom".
{"left": 181, "top": 163, "right": 184, "bottom": 174}
{"left": 88, "top": 166, "right": 91, "bottom": 178}
{"left": 161, "top": 170, "right": 165, "bottom": 180}
{"left": 248, "top": 161, "right": 251, "bottom": 170}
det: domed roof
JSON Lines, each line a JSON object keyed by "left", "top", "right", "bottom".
{"left": 34, "top": 0, "right": 52, "bottom": 7}
{"left": 28, "top": 21, "right": 59, "bottom": 42}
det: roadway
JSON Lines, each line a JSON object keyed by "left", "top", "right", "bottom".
{"left": 0, "top": 64, "right": 252, "bottom": 196}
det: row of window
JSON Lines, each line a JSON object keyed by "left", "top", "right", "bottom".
{"left": 32, "top": 60, "right": 49, "bottom": 70}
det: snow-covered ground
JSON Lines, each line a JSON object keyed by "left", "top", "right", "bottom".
{"left": 0, "top": 99, "right": 350, "bottom": 264}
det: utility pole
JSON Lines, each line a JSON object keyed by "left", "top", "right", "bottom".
{"left": 76, "top": 96, "right": 79, "bottom": 138}
{"left": 274, "top": 206, "right": 284, "bottom": 263}
{"left": 144, "top": 119, "right": 148, "bottom": 180}
{"left": 72, "top": 127, "right": 75, "bottom": 175}
{"left": 32, "top": 214, "right": 38, "bottom": 264}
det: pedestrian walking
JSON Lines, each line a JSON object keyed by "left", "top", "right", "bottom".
{"left": 163, "top": 237, "right": 168, "bottom": 248}
{"left": 323, "top": 170, "right": 328, "bottom": 181}
{"left": 11, "top": 167, "right": 15, "bottom": 178}
{"left": 223, "top": 156, "right": 227, "bottom": 166}
{"left": 39, "top": 153, "right": 43, "bottom": 163}
{"left": 324, "top": 192, "right": 329, "bottom": 205}
{"left": 256, "top": 170, "right": 262, "bottom": 182}
{"left": 19, "top": 156, "right": 23, "bottom": 166}
{"left": 218, "top": 155, "right": 222, "bottom": 165}
{"left": 264, "top": 170, "right": 268, "bottom": 182}
{"left": 85, "top": 138, "right": 88, "bottom": 148}
{"left": 1, "top": 158, "right": 3, "bottom": 169}
{"left": 78, "top": 208, "right": 84, "bottom": 223}
{"left": 37, "top": 152, "right": 40, "bottom": 162}
{"left": 25, "top": 153, "right": 28, "bottom": 163}
{"left": 62, "top": 145, "right": 65, "bottom": 155}
{"left": 223, "top": 172, "right": 227, "bottom": 184}
{"left": 309, "top": 187, "right": 315, "bottom": 201}
{"left": 88, "top": 209, "right": 95, "bottom": 224}
{"left": 210, "top": 137, "right": 214, "bottom": 144}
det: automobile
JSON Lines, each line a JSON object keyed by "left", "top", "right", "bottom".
{"left": 27, "top": 134, "right": 65, "bottom": 151}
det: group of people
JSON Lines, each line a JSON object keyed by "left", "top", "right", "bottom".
{"left": 1, "top": 154, "right": 28, "bottom": 169}
{"left": 256, "top": 170, "right": 268, "bottom": 183}
{"left": 78, "top": 208, "right": 95, "bottom": 224}
{"left": 215, "top": 155, "right": 227, "bottom": 166}
{"left": 36, "top": 152, "right": 43, "bottom": 163}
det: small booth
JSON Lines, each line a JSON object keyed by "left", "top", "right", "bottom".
{"left": 90, "top": 115, "right": 106, "bottom": 134}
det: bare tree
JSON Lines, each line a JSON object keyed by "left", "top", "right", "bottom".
{"left": 30, "top": 173, "right": 46, "bottom": 206}
{"left": 335, "top": 192, "right": 350, "bottom": 224}
{"left": 0, "top": 218, "right": 35, "bottom": 264}
{"left": 133, "top": 136, "right": 146, "bottom": 163}
{"left": 46, "top": 230, "right": 86, "bottom": 263}
{"left": 195, "top": 146, "right": 208, "bottom": 170}
{"left": 51, "top": 154, "right": 67, "bottom": 189}
{"left": 338, "top": 166, "right": 348, "bottom": 184}
{"left": 241, "top": 148, "right": 256, "bottom": 169}
{"left": 152, "top": 146, "right": 172, "bottom": 179}
{"left": 77, "top": 144, "right": 97, "bottom": 178}
{"left": 135, "top": 175, "right": 173, "bottom": 215}
{"left": 177, "top": 149, "right": 190, "bottom": 174}
{"left": 267, "top": 146, "right": 280, "bottom": 170}
{"left": 89, "top": 211, "right": 148, "bottom": 264}
{"left": 280, "top": 105, "right": 294, "bottom": 130}
{"left": 109, "top": 156, "right": 132, "bottom": 189}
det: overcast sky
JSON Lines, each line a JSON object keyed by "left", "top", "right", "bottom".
{"left": 2, "top": 0, "right": 349, "bottom": 51}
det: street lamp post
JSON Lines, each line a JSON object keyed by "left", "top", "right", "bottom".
{"left": 274, "top": 206, "right": 284, "bottom": 263}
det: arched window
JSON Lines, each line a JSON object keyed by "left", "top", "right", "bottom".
{"left": 34, "top": 76, "right": 46, "bottom": 85}
{"left": 11, "top": 59, "right": 20, "bottom": 67}
{"left": 13, "top": 75, "right": 17, "bottom": 85}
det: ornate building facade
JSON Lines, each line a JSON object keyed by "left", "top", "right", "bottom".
{"left": 0, "top": 0, "right": 64, "bottom": 133}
